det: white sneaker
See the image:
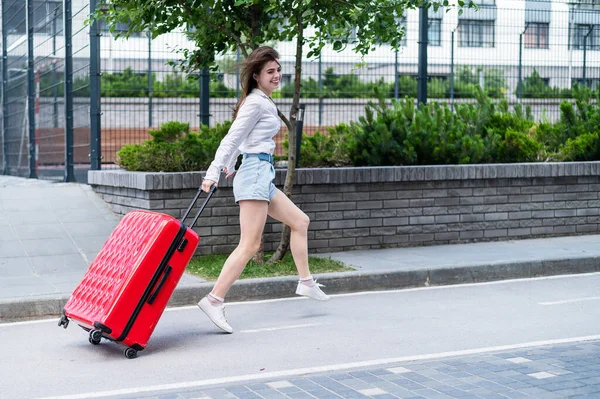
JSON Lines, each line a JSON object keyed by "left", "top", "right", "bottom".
{"left": 198, "top": 296, "right": 233, "bottom": 333}
{"left": 295, "top": 280, "right": 330, "bottom": 301}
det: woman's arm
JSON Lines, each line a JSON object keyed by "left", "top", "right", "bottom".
{"left": 204, "top": 98, "right": 261, "bottom": 183}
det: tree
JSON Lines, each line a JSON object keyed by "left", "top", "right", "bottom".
{"left": 97, "top": 0, "right": 473, "bottom": 262}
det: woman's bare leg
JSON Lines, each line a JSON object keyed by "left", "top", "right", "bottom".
{"left": 267, "top": 189, "right": 311, "bottom": 278}
{"left": 210, "top": 200, "right": 269, "bottom": 298}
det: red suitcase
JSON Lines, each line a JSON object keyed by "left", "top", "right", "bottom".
{"left": 58, "top": 187, "right": 216, "bottom": 358}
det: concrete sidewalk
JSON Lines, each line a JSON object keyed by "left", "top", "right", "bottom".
{"left": 1, "top": 175, "right": 599, "bottom": 322}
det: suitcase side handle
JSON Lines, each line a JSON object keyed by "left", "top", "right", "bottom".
{"left": 147, "top": 265, "right": 172, "bottom": 305}
{"left": 181, "top": 185, "right": 217, "bottom": 229}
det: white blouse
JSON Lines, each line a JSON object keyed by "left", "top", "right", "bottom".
{"left": 204, "top": 88, "right": 280, "bottom": 183}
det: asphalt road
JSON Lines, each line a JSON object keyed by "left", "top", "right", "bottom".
{"left": 1, "top": 273, "right": 599, "bottom": 399}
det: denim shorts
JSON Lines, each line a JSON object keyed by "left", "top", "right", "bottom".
{"left": 233, "top": 154, "right": 276, "bottom": 203}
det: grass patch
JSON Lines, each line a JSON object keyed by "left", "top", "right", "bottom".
{"left": 187, "top": 252, "right": 354, "bottom": 281}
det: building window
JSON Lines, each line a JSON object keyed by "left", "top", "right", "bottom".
{"left": 5, "top": 1, "right": 63, "bottom": 35}
{"left": 98, "top": 19, "right": 145, "bottom": 38}
{"left": 428, "top": 18, "right": 442, "bottom": 46}
{"left": 281, "top": 74, "right": 292, "bottom": 86}
{"left": 572, "top": 24, "right": 600, "bottom": 50}
{"left": 396, "top": 16, "right": 408, "bottom": 46}
{"left": 459, "top": 20, "right": 495, "bottom": 48}
{"left": 524, "top": 22, "right": 549, "bottom": 49}
{"left": 572, "top": 77, "right": 600, "bottom": 89}
{"left": 348, "top": 27, "right": 357, "bottom": 42}
{"left": 577, "top": 0, "right": 600, "bottom": 7}
{"left": 5, "top": 2, "right": 26, "bottom": 35}
{"left": 36, "top": 1, "right": 63, "bottom": 35}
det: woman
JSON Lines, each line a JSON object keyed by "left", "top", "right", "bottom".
{"left": 199, "top": 46, "right": 329, "bottom": 334}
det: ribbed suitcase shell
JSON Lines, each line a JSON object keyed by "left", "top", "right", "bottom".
{"left": 63, "top": 210, "right": 199, "bottom": 352}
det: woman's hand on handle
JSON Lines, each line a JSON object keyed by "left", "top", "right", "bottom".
{"left": 201, "top": 179, "right": 217, "bottom": 193}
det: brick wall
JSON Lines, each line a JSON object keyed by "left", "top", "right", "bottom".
{"left": 89, "top": 162, "right": 600, "bottom": 255}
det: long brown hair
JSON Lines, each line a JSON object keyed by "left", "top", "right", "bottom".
{"left": 232, "top": 46, "right": 280, "bottom": 120}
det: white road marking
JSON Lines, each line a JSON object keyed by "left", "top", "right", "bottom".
{"left": 358, "top": 388, "right": 388, "bottom": 396}
{"left": 266, "top": 381, "right": 294, "bottom": 389}
{"left": 169, "top": 271, "right": 600, "bottom": 310}
{"left": 528, "top": 372, "right": 556, "bottom": 379}
{"left": 0, "top": 317, "right": 60, "bottom": 328}
{"left": 538, "top": 296, "right": 600, "bottom": 306}
{"left": 2, "top": 271, "right": 600, "bottom": 328}
{"left": 35, "top": 334, "right": 600, "bottom": 399}
{"left": 241, "top": 323, "right": 322, "bottom": 333}
{"left": 387, "top": 366, "right": 412, "bottom": 374}
{"left": 506, "top": 357, "right": 531, "bottom": 364}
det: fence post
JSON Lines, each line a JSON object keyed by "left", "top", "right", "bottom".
{"left": 26, "top": 0, "right": 37, "bottom": 178}
{"left": 199, "top": 67, "right": 210, "bottom": 127}
{"left": 318, "top": 54, "right": 323, "bottom": 126}
{"left": 417, "top": 3, "right": 428, "bottom": 106}
{"left": 1, "top": 0, "right": 7, "bottom": 175}
{"left": 52, "top": 8, "right": 58, "bottom": 128}
{"left": 518, "top": 32, "right": 523, "bottom": 100}
{"left": 90, "top": 0, "right": 101, "bottom": 170}
{"left": 64, "top": 0, "right": 75, "bottom": 181}
{"left": 295, "top": 104, "right": 305, "bottom": 168}
{"left": 583, "top": 27, "right": 593, "bottom": 88}
{"left": 583, "top": 34, "right": 587, "bottom": 87}
{"left": 148, "top": 31, "right": 153, "bottom": 127}
{"left": 450, "top": 30, "right": 455, "bottom": 108}
{"left": 394, "top": 49, "right": 399, "bottom": 100}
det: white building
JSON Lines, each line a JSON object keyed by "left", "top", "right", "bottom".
{"left": 4, "top": 0, "right": 600, "bottom": 98}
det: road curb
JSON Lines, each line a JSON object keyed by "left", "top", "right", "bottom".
{"left": 2, "top": 256, "right": 599, "bottom": 323}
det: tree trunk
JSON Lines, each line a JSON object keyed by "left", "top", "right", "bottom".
{"left": 268, "top": 12, "right": 304, "bottom": 263}
{"left": 252, "top": 237, "right": 264, "bottom": 263}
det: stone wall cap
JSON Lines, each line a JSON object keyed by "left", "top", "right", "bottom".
{"left": 88, "top": 162, "right": 600, "bottom": 189}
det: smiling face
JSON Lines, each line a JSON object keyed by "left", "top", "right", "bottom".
{"left": 253, "top": 59, "right": 281, "bottom": 97}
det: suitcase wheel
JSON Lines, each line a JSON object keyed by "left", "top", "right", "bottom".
{"left": 88, "top": 330, "right": 102, "bottom": 345}
{"left": 124, "top": 347, "right": 138, "bottom": 359}
{"left": 58, "top": 315, "right": 69, "bottom": 329}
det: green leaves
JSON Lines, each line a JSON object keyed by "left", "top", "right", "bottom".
{"left": 116, "top": 121, "right": 232, "bottom": 172}
{"left": 97, "top": 0, "right": 474, "bottom": 72}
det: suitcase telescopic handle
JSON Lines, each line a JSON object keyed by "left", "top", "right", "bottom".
{"left": 181, "top": 185, "right": 217, "bottom": 229}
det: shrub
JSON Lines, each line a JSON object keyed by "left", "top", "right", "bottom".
{"left": 497, "top": 129, "right": 541, "bottom": 163}
{"left": 292, "top": 87, "right": 569, "bottom": 167}
{"left": 452, "top": 66, "right": 506, "bottom": 99}
{"left": 557, "top": 133, "right": 600, "bottom": 162}
{"left": 39, "top": 68, "right": 238, "bottom": 98}
{"left": 283, "top": 125, "right": 353, "bottom": 168}
{"left": 116, "top": 121, "right": 231, "bottom": 172}
{"left": 343, "top": 88, "right": 504, "bottom": 166}
{"left": 522, "top": 69, "right": 572, "bottom": 99}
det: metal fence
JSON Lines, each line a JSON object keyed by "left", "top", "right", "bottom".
{"left": 2, "top": 1, "right": 600, "bottom": 179}
{"left": 96, "top": 1, "right": 600, "bottom": 162}
{"left": 1, "top": 0, "right": 91, "bottom": 181}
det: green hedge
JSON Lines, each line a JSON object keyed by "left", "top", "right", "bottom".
{"left": 40, "top": 66, "right": 577, "bottom": 100}
{"left": 289, "top": 85, "right": 600, "bottom": 167}
{"left": 39, "top": 67, "right": 237, "bottom": 98}
{"left": 119, "top": 85, "right": 600, "bottom": 172}
{"left": 280, "top": 66, "right": 507, "bottom": 99}
{"left": 116, "top": 121, "right": 230, "bottom": 172}
{"left": 522, "top": 69, "right": 572, "bottom": 99}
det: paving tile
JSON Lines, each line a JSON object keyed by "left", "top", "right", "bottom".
{"left": 527, "top": 371, "right": 557, "bottom": 379}
{"left": 129, "top": 340, "right": 600, "bottom": 399}
{"left": 506, "top": 357, "right": 532, "bottom": 364}
{"left": 386, "top": 367, "right": 411, "bottom": 374}
{"left": 357, "top": 388, "right": 387, "bottom": 396}
{"left": 266, "top": 381, "right": 294, "bottom": 389}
